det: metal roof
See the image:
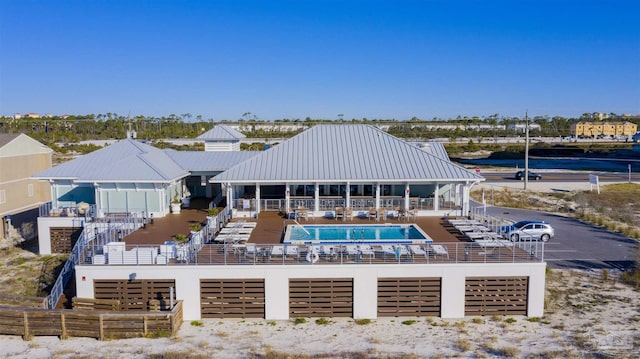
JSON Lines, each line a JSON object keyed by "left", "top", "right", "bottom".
{"left": 33, "top": 139, "right": 189, "bottom": 183}
{"left": 196, "top": 124, "right": 246, "bottom": 141}
{"left": 211, "top": 125, "right": 483, "bottom": 183}
{"left": 164, "top": 150, "right": 260, "bottom": 172}
{"left": 418, "top": 142, "right": 450, "bottom": 161}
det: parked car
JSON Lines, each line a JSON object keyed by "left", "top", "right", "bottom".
{"left": 500, "top": 220, "right": 554, "bottom": 242}
{"left": 515, "top": 170, "right": 542, "bottom": 181}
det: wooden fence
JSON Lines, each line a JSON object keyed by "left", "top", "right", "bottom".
{"left": 0, "top": 293, "right": 47, "bottom": 308}
{"left": 0, "top": 300, "right": 183, "bottom": 340}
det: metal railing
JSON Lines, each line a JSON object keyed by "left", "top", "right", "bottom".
{"left": 39, "top": 202, "right": 97, "bottom": 218}
{"left": 77, "top": 241, "right": 544, "bottom": 267}
{"left": 45, "top": 212, "right": 145, "bottom": 309}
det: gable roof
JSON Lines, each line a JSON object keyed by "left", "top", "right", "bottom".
{"left": 211, "top": 125, "right": 483, "bottom": 184}
{"left": 196, "top": 124, "right": 246, "bottom": 141}
{"left": 33, "top": 139, "right": 189, "bottom": 183}
{"left": 0, "top": 133, "right": 53, "bottom": 157}
{"left": 0, "top": 133, "right": 20, "bottom": 148}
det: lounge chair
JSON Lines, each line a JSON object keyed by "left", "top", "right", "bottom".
{"left": 430, "top": 244, "right": 449, "bottom": 259}
{"left": 285, "top": 245, "right": 300, "bottom": 258}
{"left": 379, "top": 245, "right": 396, "bottom": 258}
{"left": 344, "top": 245, "right": 360, "bottom": 260}
{"left": 358, "top": 244, "right": 375, "bottom": 260}
{"left": 408, "top": 244, "right": 427, "bottom": 260}
{"left": 317, "top": 245, "right": 336, "bottom": 261}
{"left": 244, "top": 243, "right": 258, "bottom": 260}
{"left": 393, "top": 245, "right": 411, "bottom": 260}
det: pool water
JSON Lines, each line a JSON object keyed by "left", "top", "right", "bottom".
{"left": 283, "top": 224, "right": 432, "bottom": 244}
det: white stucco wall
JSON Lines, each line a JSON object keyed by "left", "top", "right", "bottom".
{"left": 37, "top": 216, "right": 87, "bottom": 255}
{"left": 75, "top": 262, "right": 546, "bottom": 320}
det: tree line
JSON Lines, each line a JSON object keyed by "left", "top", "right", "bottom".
{"left": 0, "top": 112, "right": 637, "bottom": 147}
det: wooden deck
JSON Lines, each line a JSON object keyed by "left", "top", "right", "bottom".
{"left": 102, "top": 202, "right": 543, "bottom": 266}
{"left": 125, "top": 203, "right": 465, "bottom": 246}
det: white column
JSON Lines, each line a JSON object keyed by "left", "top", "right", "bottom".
{"left": 527, "top": 264, "right": 546, "bottom": 317}
{"left": 226, "top": 183, "right": 233, "bottom": 210}
{"left": 375, "top": 183, "right": 381, "bottom": 209}
{"left": 440, "top": 271, "right": 466, "bottom": 318}
{"left": 433, "top": 183, "right": 440, "bottom": 211}
{"left": 93, "top": 183, "right": 102, "bottom": 217}
{"left": 345, "top": 182, "right": 350, "bottom": 209}
{"left": 314, "top": 183, "right": 320, "bottom": 213}
{"left": 264, "top": 271, "right": 290, "bottom": 320}
{"left": 353, "top": 272, "right": 377, "bottom": 319}
{"left": 255, "top": 184, "right": 261, "bottom": 215}
{"left": 404, "top": 183, "right": 410, "bottom": 210}
{"left": 285, "top": 184, "right": 290, "bottom": 213}
{"left": 462, "top": 184, "right": 470, "bottom": 217}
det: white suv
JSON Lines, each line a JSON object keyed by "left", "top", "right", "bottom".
{"left": 500, "top": 220, "right": 554, "bottom": 242}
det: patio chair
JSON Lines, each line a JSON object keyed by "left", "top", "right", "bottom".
{"left": 367, "top": 207, "right": 377, "bottom": 221}
{"left": 376, "top": 208, "right": 385, "bottom": 221}
{"left": 335, "top": 207, "right": 344, "bottom": 221}
{"left": 345, "top": 207, "right": 353, "bottom": 220}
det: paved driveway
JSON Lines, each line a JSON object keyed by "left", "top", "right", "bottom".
{"left": 475, "top": 202, "right": 637, "bottom": 271}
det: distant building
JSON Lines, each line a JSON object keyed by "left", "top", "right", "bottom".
{"left": 196, "top": 124, "right": 245, "bottom": 151}
{"left": 571, "top": 121, "right": 637, "bottom": 137}
{"left": 507, "top": 123, "right": 542, "bottom": 132}
{"left": 0, "top": 133, "right": 52, "bottom": 241}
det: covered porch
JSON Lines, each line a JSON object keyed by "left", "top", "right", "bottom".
{"left": 223, "top": 181, "right": 474, "bottom": 218}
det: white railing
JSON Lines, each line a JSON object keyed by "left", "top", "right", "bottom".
{"left": 46, "top": 213, "right": 145, "bottom": 309}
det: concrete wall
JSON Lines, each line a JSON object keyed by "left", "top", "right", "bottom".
{"left": 37, "top": 216, "right": 87, "bottom": 254}
{"left": 75, "top": 262, "right": 546, "bottom": 320}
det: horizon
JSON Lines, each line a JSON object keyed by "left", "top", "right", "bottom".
{"left": 1, "top": 1, "right": 639, "bottom": 121}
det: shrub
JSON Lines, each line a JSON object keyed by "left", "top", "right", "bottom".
{"left": 354, "top": 318, "right": 372, "bottom": 325}
{"left": 190, "top": 320, "right": 203, "bottom": 327}
{"left": 401, "top": 320, "right": 417, "bottom": 325}
{"left": 293, "top": 317, "right": 307, "bottom": 325}
{"left": 315, "top": 318, "right": 330, "bottom": 325}
{"left": 456, "top": 338, "right": 472, "bottom": 352}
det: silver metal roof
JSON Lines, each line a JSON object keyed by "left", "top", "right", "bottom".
{"left": 212, "top": 125, "right": 483, "bottom": 183}
{"left": 33, "top": 139, "right": 189, "bottom": 183}
{"left": 164, "top": 150, "right": 260, "bottom": 172}
{"left": 418, "top": 142, "right": 450, "bottom": 161}
{"left": 196, "top": 124, "right": 246, "bottom": 141}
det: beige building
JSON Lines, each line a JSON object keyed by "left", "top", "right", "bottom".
{"left": 0, "top": 133, "right": 53, "bottom": 241}
{"left": 571, "top": 121, "right": 637, "bottom": 137}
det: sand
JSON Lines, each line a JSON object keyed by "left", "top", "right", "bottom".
{"left": 0, "top": 269, "right": 638, "bottom": 358}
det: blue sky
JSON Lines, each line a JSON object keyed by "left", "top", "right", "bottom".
{"left": 1, "top": 0, "right": 638, "bottom": 121}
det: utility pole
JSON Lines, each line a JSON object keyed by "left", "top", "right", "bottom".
{"left": 524, "top": 111, "right": 529, "bottom": 190}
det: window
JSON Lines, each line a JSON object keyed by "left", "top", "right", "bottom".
{"left": 28, "top": 184, "right": 34, "bottom": 197}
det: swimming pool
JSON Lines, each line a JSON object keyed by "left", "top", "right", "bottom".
{"left": 283, "top": 224, "right": 433, "bottom": 244}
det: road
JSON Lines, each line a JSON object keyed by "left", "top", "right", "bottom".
{"left": 473, "top": 201, "right": 637, "bottom": 271}
{"left": 481, "top": 170, "right": 640, "bottom": 183}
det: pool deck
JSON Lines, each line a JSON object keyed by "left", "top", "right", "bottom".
{"left": 125, "top": 200, "right": 466, "bottom": 246}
